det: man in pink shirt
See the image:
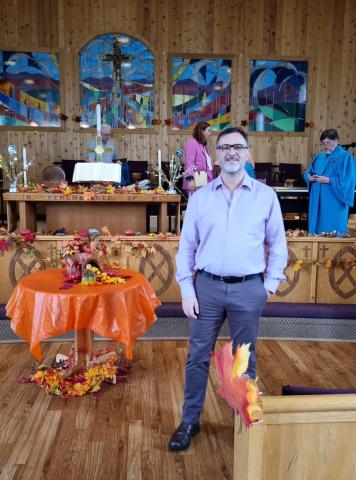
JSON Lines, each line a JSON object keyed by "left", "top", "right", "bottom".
{"left": 168, "top": 127, "right": 288, "bottom": 452}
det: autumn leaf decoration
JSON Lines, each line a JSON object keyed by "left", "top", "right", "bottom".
{"left": 212, "top": 342, "right": 263, "bottom": 427}
{"left": 83, "top": 190, "right": 96, "bottom": 201}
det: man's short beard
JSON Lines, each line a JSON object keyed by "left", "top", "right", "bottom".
{"left": 221, "top": 158, "right": 242, "bottom": 174}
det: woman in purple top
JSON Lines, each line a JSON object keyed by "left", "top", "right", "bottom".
{"left": 183, "top": 122, "right": 214, "bottom": 194}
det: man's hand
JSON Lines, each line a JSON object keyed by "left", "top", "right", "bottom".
{"left": 308, "top": 174, "right": 316, "bottom": 182}
{"left": 182, "top": 296, "right": 199, "bottom": 319}
{"left": 313, "top": 175, "right": 330, "bottom": 184}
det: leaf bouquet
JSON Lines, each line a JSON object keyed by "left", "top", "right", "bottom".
{"left": 0, "top": 151, "right": 24, "bottom": 190}
{"left": 150, "top": 150, "right": 193, "bottom": 194}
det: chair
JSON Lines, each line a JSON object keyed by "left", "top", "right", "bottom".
{"left": 254, "top": 162, "right": 273, "bottom": 185}
{"left": 276, "top": 163, "right": 303, "bottom": 186}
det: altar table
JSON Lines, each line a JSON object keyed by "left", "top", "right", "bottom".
{"left": 4, "top": 192, "right": 181, "bottom": 234}
{"left": 6, "top": 269, "right": 160, "bottom": 362}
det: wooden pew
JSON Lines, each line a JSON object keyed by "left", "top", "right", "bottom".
{"left": 234, "top": 394, "right": 356, "bottom": 479}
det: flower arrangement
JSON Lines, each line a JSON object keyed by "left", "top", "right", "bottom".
{"left": 286, "top": 229, "right": 351, "bottom": 238}
{"left": 290, "top": 257, "right": 355, "bottom": 271}
{"left": 18, "top": 182, "right": 167, "bottom": 196}
{"left": 0, "top": 151, "right": 24, "bottom": 192}
{"left": 150, "top": 150, "right": 193, "bottom": 194}
{"left": 0, "top": 228, "right": 36, "bottom": 252}
{"left": 213, "top": 342, "right": 263, "bottom": 427}
{"left": 100, "top": 226, "right": 157, "bottom": 260}
{"left": 61, "top": 230, "right": 126, "bottom": 286}
{"left": 20, "top": 350, "right": 131, "bottom": 398}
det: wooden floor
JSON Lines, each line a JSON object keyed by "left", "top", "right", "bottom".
{"left": 0, "top": 339, "right": 356, "bottom": 479}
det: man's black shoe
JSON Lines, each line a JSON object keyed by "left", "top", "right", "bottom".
{"left": 168, "top": 422, "right": 200, "bottom": 452}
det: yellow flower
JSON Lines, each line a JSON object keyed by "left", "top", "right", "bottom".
{"left": 293, "top": 260, "right": 303, "bottom": 271}
{"left": 231, "top": 343, "right": 251, "bottom": 378}
{"left": 71, "top": 382, "right": 90, "bottom": 396}
{"left": 325, "top": 259, "right": 332, "bottom": 269}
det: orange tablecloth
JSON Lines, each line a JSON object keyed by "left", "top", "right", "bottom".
{"left": 6, "top": 269, "right": 160, "bottom": 360}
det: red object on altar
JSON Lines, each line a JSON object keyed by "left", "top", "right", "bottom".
{"left": 6, "top": 269, "right": 160, "bottom": 361}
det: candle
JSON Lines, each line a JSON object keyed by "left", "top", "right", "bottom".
{"left": 22, "top": 146, "right": 27, "bottom": 186}
{"left": 157, "top": 149, "right": 162, "bottom": 188}
{"left": 96, "top": 104, "right": 101, "bottom": 133}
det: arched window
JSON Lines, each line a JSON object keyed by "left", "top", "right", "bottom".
{"left": 79, "top": 33, "right": 154, "bottom": 129}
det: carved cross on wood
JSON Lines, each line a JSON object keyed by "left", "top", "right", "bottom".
{"left": 319, "top": 245, "right": 329, "bottom": 258}
{"left": 303, "top": 245, "right": 312, "bottom": 258}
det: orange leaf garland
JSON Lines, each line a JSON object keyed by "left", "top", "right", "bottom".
{"left": 212, "top": 342, "right": 263, "bottom": 427}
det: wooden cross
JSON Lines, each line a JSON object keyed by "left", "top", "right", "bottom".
{"left": 101, "top": 37, "right": 133, "bottom": 88}
{"left": 303, "top": 245, "right": 312, "bottom": 258}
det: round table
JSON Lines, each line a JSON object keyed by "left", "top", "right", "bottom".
{"left": 6, "top": 268, "right": 160, "bottom": 366}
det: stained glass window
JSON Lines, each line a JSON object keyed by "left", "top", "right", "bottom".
{"left": 249, "top": 59, "right": 308, "bottom": 132}
{"left": 171, "top": 57, "right": 232, "bottom": 131}
{"left": 79, "top": 34, "right": 154, "bottom": 129}
{"left": 0, "top": 51, "right": 61, "bottom": 127}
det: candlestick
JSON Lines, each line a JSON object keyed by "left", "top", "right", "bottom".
{"left": 22, "top": 146, "right": 27, "bottom": 186}
{"left": 157, "top": 149, "right": 162, "bottom": 188}
{"left": 95, "top": 104, "right": 103, "bottom": 162}
{"left": 96, "top": 104, "right": 101, "bottom": 133}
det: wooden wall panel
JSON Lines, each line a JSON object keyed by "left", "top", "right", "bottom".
{"left": 0, "top": 0, "right": 355, "bottom": 184}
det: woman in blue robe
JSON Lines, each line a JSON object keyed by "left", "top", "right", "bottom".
{"left": 303, "top": 129, "right": 355, "bottom": 234}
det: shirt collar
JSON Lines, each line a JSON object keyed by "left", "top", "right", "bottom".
{"left": 213, "top": 171, "right": 253, "bottom": 191}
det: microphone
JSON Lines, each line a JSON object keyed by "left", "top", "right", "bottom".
{"left": 341, "top": 142, "right": 356, "bottom": 150}
{"left": 175, "top": 148, "right": 184, "bottom": 159}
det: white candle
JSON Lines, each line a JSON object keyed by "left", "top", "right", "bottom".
{"left": 96, "top": 104, "right": 101, "bottom": 133}
{"left": 157, "top": 149, "right": 162, "bottom": 187}
{"left": 22, "top": 146, "right": 27, "bottom": 186}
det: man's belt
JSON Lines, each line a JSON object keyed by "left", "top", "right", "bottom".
{"left": 198, "top": 270, "right": 263, "bottom": 284}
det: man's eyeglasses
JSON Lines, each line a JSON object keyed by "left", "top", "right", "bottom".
{"left": 216, "top": 144, "right": 249, "bottom": 152}
{"left": 320, "top": 140, "right": 336, "bottom": 147}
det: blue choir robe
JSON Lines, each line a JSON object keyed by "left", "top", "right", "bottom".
{"left": 303, "top": 146, "right": 355, "bottom": 234}
{"left": 245, "top": 162, "right": 256, "bottom": 178}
